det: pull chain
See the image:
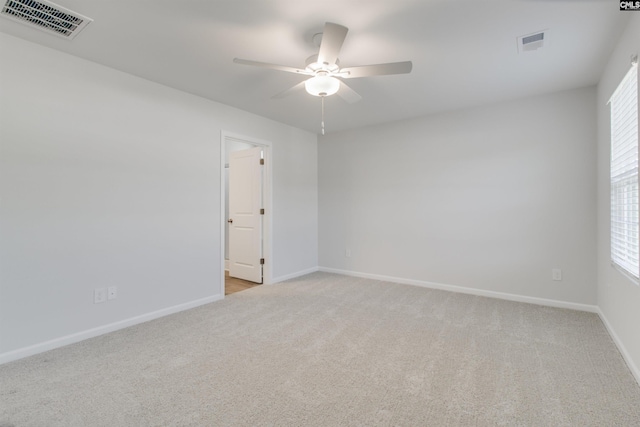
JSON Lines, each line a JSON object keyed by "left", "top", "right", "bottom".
{"left": 321, "top": 96, "right": 325, "bottom": 135}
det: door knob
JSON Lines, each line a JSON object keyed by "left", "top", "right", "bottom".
{"left": 227, "top": 219, "right": 233, "bottom": 223}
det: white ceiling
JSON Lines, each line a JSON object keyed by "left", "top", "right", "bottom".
{"left": 0, "top": 0, "right": 629, "bottom": 134}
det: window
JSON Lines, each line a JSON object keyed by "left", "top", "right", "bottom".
{"left": 610, "top": 60, "right": 639, "bottom": 280}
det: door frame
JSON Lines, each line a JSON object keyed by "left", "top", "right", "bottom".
{"left": 220, "top": 131, "right": 273, "bottom": 295}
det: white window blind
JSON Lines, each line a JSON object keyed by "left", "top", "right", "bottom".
{"left": 610, "top": 61, "right": 639, "bottom": 280}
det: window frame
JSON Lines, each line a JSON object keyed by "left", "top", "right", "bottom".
{"left": 609, "top": 60, "right": 639, "bottom": 283}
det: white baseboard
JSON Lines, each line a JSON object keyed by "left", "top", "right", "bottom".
{"left": 0, "top": 294, "right": 223, "bottom": 366}
{"left": 596, "top": 308, "right": 640, "bottom": 386}
{"left": 319, "top": 267, "right": 598, "bottom": 313}
{"left": 320, "top": 267, "right": 640, "bottom": 386}
{"left": 271, "top": 266, "right": 319, "bottom": 284}
{"left": 224, "top": 259, "right": 229, "bottom": 271}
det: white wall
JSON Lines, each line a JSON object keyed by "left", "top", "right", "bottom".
{"left": 0, "top": 33, "right": 318, "bottom": 359}
{"left": 271, "top": 129, "right": 318, "bottom": 280}
{"left": 596, "top": 15, "right": 640, "bottom": 380}
{"left": 319, "top": 87, "right": 597, "bottom": 306}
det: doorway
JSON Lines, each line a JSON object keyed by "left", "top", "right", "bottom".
{"left": 221, "top": 131, "right": 272, "bottom": 296}
{"left": 224, "top": 271, "right": 260, "bottom": 295}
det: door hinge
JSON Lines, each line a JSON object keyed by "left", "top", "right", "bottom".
{"left": 260, "top": 208, "right": 265, "bottom": 215}
{"left": 260, "top": 158, "right": 264, "bottom": 165}
{"left": 260, "top": 258, "right": 265, "bottom": 265}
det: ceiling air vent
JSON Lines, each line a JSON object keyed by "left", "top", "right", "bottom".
{"left": 1, "top": 0, "right": 92, "bottom": 39}
{"left": 517, "top": 30, "right": 547, "bottom": 54}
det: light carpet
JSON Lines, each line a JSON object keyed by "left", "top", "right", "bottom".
{"left": 1, "top": 272, "right": 639, "bottom": 426}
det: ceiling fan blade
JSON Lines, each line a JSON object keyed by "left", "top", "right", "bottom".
{"left": 336, "top": 81, "right": 362, "bottom": 104}
{"left": 272, "top": 81, "right": 307, "bottom": 99}
{"left": 317, "top": 22, "right": 348, "bottom": 66}
{"left": 233, "top": 58, "right": 312, "bottom": 75}
{"left": 340, "top": 61, "right": 413, "bottom": 78}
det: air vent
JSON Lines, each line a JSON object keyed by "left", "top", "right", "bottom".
{"left": 517, "top": 30, "right": 547, "bottom": 54}
{"left": 1, "top": 0, "right": 92, "bottom": 39}
{"left": 522, "top": 33, "right": 543, "bottom": 45}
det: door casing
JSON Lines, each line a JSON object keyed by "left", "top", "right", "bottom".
{"left": 220, "top": 131, "right": 272, "bottom": 296}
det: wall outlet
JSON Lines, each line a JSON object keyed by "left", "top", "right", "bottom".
{"left": 345, "top": 248, "right": 351, "bottom": 258}
{"left": 94, "top": 288, "right": 107, "bottom": 304}
{"left": 552, "top": 268, "right": 562, "bottom": 281}
{"left": 107, "top": 286, "right": 117, "bottom": 300}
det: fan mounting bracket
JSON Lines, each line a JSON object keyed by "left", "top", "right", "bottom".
{"left": 305, "top": 55, "right": 340, "bottom": 74}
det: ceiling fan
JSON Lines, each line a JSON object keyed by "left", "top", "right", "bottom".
{"left": 233, "top": 22, "right": 413, "bottom": 133}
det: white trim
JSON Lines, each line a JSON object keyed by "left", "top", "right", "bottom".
{"left": 318, "top": 267, "right": 598, "bottom": 313}
{"left": 597, "top": 307, "right": 640, "bottom": 387}
{"left": 5, "top": 268, "right": 636, "bottom": 387}
{"left": 271, "top": 266, "right": 319, "bottom": 284}
{"left": 319, "top": 268, "right": 640, "bottom": 386}
{"left": 220, "top": 134, "right": 226, "bottom": 296}
{"left": 608, "top": 61, "right": 638, "bottom": 104}
{"left": 0, "top": 294, "right": 223, "bottom": 366}
{"left": 610, "top": 260, "right": 640, "bottom": 286}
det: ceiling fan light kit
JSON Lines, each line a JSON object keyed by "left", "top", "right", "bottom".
{"left": 233, "top": 22, "right": 413, "bottom": 134}
{"left": 304, "top": 72, "right": 340, "bottom": 97}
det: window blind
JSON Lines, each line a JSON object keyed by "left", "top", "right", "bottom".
{"left": 610, "top": 62, "right": 639, "bottom": 280}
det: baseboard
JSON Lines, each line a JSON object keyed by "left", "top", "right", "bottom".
{"left": 319, "top": 267, "right": 598, "bottom": 313}
{"left": 271, "top": 266, "right": 319, "bottom": 284}
{"left": 0, "top": 294, "right": 224, "bottom": 366}
{"left": 596, "top": 308, "right": 640, "bottom": 386}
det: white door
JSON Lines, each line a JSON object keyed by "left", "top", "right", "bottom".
{"left": 228, "top": 147, "right": 263, "bottom": 283}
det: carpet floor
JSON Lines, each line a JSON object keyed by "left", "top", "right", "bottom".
{"left": 1, "top": 272, "right": 639, "bottom": 426}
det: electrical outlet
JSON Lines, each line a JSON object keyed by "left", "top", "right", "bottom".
{"left": 552, "top": 268, "right": 562, "bottom": 281}
{"left": 345, "top": 248, "right": 351, "bottom": 258}
{"left": 94, "top": 288, "right": 107, "bottom": 304}
{"left": 107, "top": 286, "right": 117, "bottom": 300}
